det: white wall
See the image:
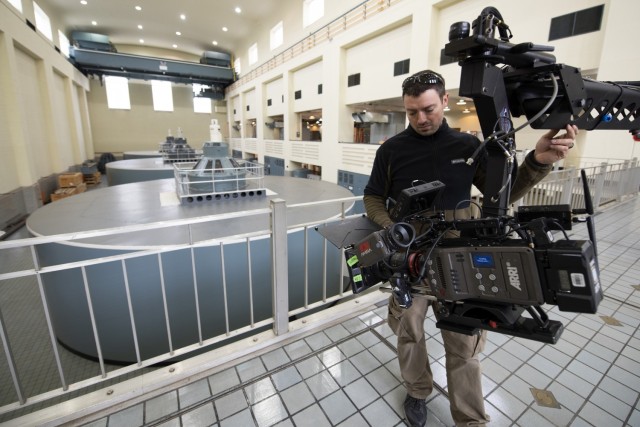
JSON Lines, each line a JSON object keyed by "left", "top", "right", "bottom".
{"left": 0, "top": 1, "right": 91, "bottom": 194}
{"left": 292, "top": 60, "right": 323, "bottom": 112}
{"left": 3, "top": 0, "right": 636, "bottom": 196}
{"left": 226, "top": 0, "right": 638, "bottom": 184}
{"left": 344, "top": 23, "right": 412, "bottom": 105}
{"left": 265, "top": 77, "right": 285, "bottom": 117}
{"left": 244, "top": 88, "right": 257, "bottom": 119}
{"left": 578, "top": 0, "right": 640, "bottom": 164}
{"left": 234, "top": 0, "right": 366, "bottom": 77}
{"left": 87, "top": 79, "right": 227, "bottom": 154}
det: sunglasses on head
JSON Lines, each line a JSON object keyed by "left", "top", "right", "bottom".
{"left": 402, "top": 72, "right": 443, "bottom": 90}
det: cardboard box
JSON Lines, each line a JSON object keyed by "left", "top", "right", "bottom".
{"left": 58, "top": 172, "right": 83, "bottom": 188}
{"left": 51, "top": 183, "right": 87, "bottom": 201}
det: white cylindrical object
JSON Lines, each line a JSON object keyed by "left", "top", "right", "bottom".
{"left": 209, "top": 119, "right": 222, "bottom": 141}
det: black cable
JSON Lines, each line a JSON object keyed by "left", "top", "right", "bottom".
{"left": 548, "top": 219, "right": 570, "bottom": 240}
{"left": 490, "top": 162, "right": 515, "bottom": 203}
{"left": 453, "top": 199, "right": 483, "bottom": 221}
{"left": 466, "top": 71, "right": 560, "bottom": 167}
{"left": 409, "top": 228, "right": 450, "bottom": 286}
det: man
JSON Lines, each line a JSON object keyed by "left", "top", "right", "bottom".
{"left": 363, "top": 70, "right": 578, "bottom": 427}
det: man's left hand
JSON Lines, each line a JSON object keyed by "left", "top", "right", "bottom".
{"left": 534, "top": 124, "right": 579, "bottom": 165}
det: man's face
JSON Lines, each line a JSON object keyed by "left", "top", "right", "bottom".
{"left": 403, "top": 89, "right": 448, "bottom": 137}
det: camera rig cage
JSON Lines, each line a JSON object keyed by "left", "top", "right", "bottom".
{"left": 318, "top": 7, "right": 639, "bottom": 344}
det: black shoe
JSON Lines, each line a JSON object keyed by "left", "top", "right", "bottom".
{"left": 403, "top": 394, "right": 427, "bottom": 427}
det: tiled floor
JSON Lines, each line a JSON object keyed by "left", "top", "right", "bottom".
{"left": 72, "top": 196, "right": 640, "bottom": 427}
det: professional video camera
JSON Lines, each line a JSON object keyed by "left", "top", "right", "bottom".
{"left": 319, "top": 7, "right": 640, "bottom": 344}
{"left": 343, "top": 178, "right": 601, "bottom": 344}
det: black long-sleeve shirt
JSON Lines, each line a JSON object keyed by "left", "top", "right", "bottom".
{"left": 363, "top": 120, "right": 552, "bottom": 228}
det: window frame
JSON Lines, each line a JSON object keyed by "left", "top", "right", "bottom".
{"left": 270, "top": 21, "right": 284, "bottom": 51}
{"left": 248, "top": 43, "right": 258, "bottom": 66}
{"left": 33, "top": 1, "right": 53, "bottom": 41}
{"left": 151, "top": 80, "right": 174, "bottom": 112}
{"left": 105, "top": 76, "right": 131, "bottom": 110}
{"left": 7, "top": 0, "right": 23, "bottom": 12}
{"left": 303, "top": 0, "right": 324, "bottom": 28}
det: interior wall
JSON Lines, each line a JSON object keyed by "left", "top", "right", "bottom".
{"left": 292, "top": 60, "right": 323, "bottom": 113}
{"left": 87, "top": 79, "right": 229, "bottom": 154}
{"left": 17, "top": 47, "right": 55, "bottom": 177}
{"left": 0, "top": 33, "right": 19, "bottom": 192}
{"left": 579, "top": 0, "right": 640, "bottom": 163}
{"left": 265, "top": 77, "right": 285, "bottom": 117}
{"left": 0, "top": 1, "right": 91, "bottom": 204}
{"left": 2, "top": 0, "right": 637, "bottom": 215}
{"left": 225, "top": 0, "right": 639, "bottom": 183}
{"left": 344, "top": 22, "right": 412, "bottom": 105}
{"left": 233, "top": 0, "right": 365, "bottom": 76}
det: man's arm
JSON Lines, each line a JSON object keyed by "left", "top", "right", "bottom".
{"left": 472, "top": 124, "right": 578, "bottom": 203}
{"left": 509, "top": 151, "right": 553, "bottom": 202}
{"left": 363, "top": 194, "right": 394, "bottom": 228}
{"left": 511, "top": 124, "right": 579, "bottom": 202}
{"left": 532, "top": 125, "right": 578, "bottom": 164}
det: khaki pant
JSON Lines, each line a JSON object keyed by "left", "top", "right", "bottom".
{"left": 388, "top": 295, "right": 490, "bottom": 427}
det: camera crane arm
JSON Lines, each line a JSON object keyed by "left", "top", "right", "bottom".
{"left": 444, "top": 6, "right": 640, "bottom": 218}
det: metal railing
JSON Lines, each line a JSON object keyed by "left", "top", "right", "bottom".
{"left": 514, "top": 159, "right": 640, "bottom": 212}
{"left": 173, "top": 160, "right": 265, "bottom": 203}
{"left": 0, "top": 159, "right": 638, "bottom": 421}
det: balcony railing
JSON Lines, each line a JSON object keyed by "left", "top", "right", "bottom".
{"left": 0, "top": 159, "right": 638, "bottom": 422}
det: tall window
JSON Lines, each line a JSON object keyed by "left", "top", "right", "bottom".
{"left": 270, "top": 21, "right": 283, "bottom": 50}
{"left": 58, "top": 30, "right": 70, "bottom": 57}
{"left": 248, "top": 43, "right": 258, "bottom": 66}
{"left": 234, "top": 58, "right": 242, "bottom": 77}
{"left": 33, "top": 1, "right": 53, "bottom": 41}
{"left": 151, "top": 80, "right": 174, "bottom": 111}
{"left": 105, "top": 76, "right": 131, "bottom": 110}
{"left": 192, "top": 84, "right": 212, "bottom": 113}
{"left": 7, "top": 0, "right": 22, "bottom": 12}
{"left": 303, "top": 0, "right": 324, "bottom": 28}
{"left": 193, "top": 97, "right": 212, "bottom": 114}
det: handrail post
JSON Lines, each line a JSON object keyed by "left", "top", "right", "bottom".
{"left": 270, "top": 198, "right": 289, "bottom": 335}
{"left": 592, "top": 163, "right": 607, "bottom": 210}
{"left": 0, "top": 307, "right": 25, "bottom": 404}
{"left": 561, "top": 168, "right": 575, "bottom": 206}
{"left": 631, "top": 158, "right": 640, "bottom": 196}
{"left": 617, "top": 160, "right": 631, "bottom": 202}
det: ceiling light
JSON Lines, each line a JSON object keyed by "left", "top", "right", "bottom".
{"left": 80, "top": 0, "right": 87, "bottom": 5}
{"left": 444, "top": 106, "right": 450, "bottom": 112}
{"left": 135, "top": 5, "right": 141, "bottom": 11}
{"left": 137, "top": 25, "right": 143, "bottom": 30}
{"left": 91, "top": 20, "right": 97, "bottom": 26}
{"left": 176, "top": 31, "right": 182, "bottom": 36}
{"left": 139, "top": 39, "right": 144, "bottom": 44}
{"left": 235, "top": 7, "right": 242, "bottom": 13}
{"left": 463, "top": 108, "right": 470, "bottom": 113}
{"left": 456, "top": 99, "right": 466, "bottom": 105}
{"left": 222, "top": 27, "right": 228, "bottom": 32}
{"left": 172, "top": 44, "right": 178, "bottom": 48}
{"left": 180, "top": 14, "right": 186, "bottom": 20}
{"left": 212, "top": 41, "right": 218, "bottom": 45}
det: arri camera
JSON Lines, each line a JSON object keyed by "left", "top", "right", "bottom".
{"left": 344, "top": 179, "right": 601, "bottom": 344}
{"left": 320, "top": 7, "right": 640, "bottom": 344}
